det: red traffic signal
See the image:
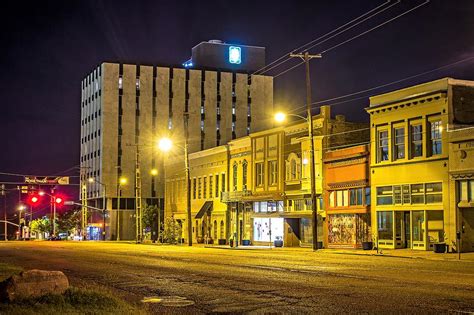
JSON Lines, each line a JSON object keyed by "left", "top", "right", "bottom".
{"left": 54, "top": 196, "right": 64, "bottom": 206}
{"left": 27, "top": 194, "right": 40, "bottom": 205}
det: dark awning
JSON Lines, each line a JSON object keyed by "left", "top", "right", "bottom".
{"left": 195, "top": 201, "right": 213, "bottom": 219}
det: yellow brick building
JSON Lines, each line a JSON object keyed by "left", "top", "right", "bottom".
{"left": 367, "top": 78, "right": 474, "bottom": 251}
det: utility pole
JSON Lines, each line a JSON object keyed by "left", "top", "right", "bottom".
{"left": 289, "top": 51, "right": 322, "bottom": 251}
{"left": 3, "top": 192, "right": 7, "bottom": 241}
{"left": 184, "top": 111, "right": 192, "bottom": 246}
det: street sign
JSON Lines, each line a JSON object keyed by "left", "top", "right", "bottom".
{"left": 64, "top": 201, "right": 75, "bottom": 206}
{"left": 24, "top": 176, "right": 70, "bottom": 185}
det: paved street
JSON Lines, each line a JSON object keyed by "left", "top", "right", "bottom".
{"left": 0, "top": 241, "right": 473, "bottom": 313}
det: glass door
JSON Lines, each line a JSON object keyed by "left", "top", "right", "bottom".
{"left": 403, "top": 211, "right": 411, "bottom": 248}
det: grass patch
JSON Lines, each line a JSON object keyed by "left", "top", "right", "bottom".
{"left": 0, "top": 263, "right": 142, "bottom": 314}
{"left": 0, "top": 287, "right": 141, "bottom": 314}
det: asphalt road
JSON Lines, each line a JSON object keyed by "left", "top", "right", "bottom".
{"left": 0, "top": 242, "right": 473, "bottom": 314}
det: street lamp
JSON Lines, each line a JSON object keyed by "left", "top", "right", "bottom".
{"left": 275, "top": 111, "right": 319, "bottom": 251}
{"left": 88, "top": 177, "right": 107, "bottom": 241}
{"left": 157, "top": 136, "right": 192, "bottom": 246}
{"left": 17, "top": 205, "right": 25, "bottom": 239}
{"left": 117, "top": 177, "right": 127, "bottom": 241}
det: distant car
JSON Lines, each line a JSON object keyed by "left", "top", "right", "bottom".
{"left": 47, "top": 236, "right": 61, "bottom": 241}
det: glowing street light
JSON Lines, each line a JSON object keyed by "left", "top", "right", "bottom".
{"left": 150, "top": 169, "right": 158, "bottom": 176}
{"left": 117, "top": 177, "right": 127, "bottom": 241}
{"left": 158, "top": 137, "right": 173, "bottom": 152}
{"left": 274, "top": 112, "right": 287, "bottom": 123}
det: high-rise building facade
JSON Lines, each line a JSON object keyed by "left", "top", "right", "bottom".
{"left": 80, "top": 44, "right": 273, "bottom": 240}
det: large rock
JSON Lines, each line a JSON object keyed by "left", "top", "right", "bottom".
{"left": 0, "top": 269, "right": 69, "bottom": 302}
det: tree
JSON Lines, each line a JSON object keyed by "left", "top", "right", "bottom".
{"left": 162, "top": 216, "right": 181, "bottom": 244}
{"left": 30, "top": 216, "right": 51, "bottom": 238}
{"left": 57, "top": 209, "right": 81, "bottom": 235}
{"left": 142, "top": 204, "right": 158, "bottom": 231}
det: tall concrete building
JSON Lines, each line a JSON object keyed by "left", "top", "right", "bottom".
{"left": 80, "top": 41, "right": 273, "bottom": 240}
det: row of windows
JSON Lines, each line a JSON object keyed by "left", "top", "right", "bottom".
{"left": 192, "top": 173, "right": 226, "bottom": 200}
{"left": 81, "top": 129, "right": 101, "bottom": 144}
{"left": 81, "top": 149, "right": 101, "bottom": 162}
{"left": 376, "top": 182, "right": 442, "bottom": 205}
{"left": 255, "top": 161, "right": 278, "bottom": 187}
{"left": 81, "top": 89, "right": 101, "bottom": 108}
{"left": 253, "top": 201, "right": 284, "bottom": 213}
{"left": 232, "top": 161, "right": 248, "bottom": 191}
{"left": 81, "top": 110, "right": 101, "bottom": 126}
{"left": 329, "top": 188, "right": 371, "bottom": 208}
{"left": 377, "top": 117, "right": 442, "bottom": 163}
{"left": 82, "top": 66, "right": 101, "bottom": 89}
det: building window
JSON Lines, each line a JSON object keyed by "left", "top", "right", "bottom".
{"left": 411, "top": 123, "right": 423, "bottom": 158}
{"left": 203, "top": 176, "right": 207, "bottom": 199}
{"left": 349, "top": 188, "right": 364, "bottom": 206}
{"left": 411, "top": 184, "right": 425, "bottom": 204}
{"left": 294, "top": 199, "right": 305, "bottom": 211}
{"left": 376, "top": 186, "right": 393, "bottom": 205}
{"left": 198, "top": 177, "right": 202, "bottom": 199}
{"left": 215, "top": 174, "right": 219, "bottom": 198}
{"left": 286, "top": 153, "right": 301, "bottom": 181}
{"left": 429, "top": 120, "right": 442, "bottom": 155}
{"left": 425, "top": 182, "right": 442, "bottom": 203}
{"left": 393, "top": 127, "right": 405, "bottom": 160}
{"left": 242, "top": 160, "right": 248, "bottom": 190}
{"left": 209, "top": 175, "right": 213, "bottom": 198}
{"left": 233, "top": 163, "right": 238, "bottom": 191}
{"left": 377, "top": 211, "right": 393, "bottom": 240}
{"left": 192, "top": 178, "right": 196, "bottom": 200}
{"left": 269, "top": 160, "right": 278, "bottom": 186}
{"left": 256, "top": 162, "right": 264, "bottom": 187}
{"left": 221, "top": 173, "right": 225, "bottom": 196}
{"left": 377, "top": 130, "right": 389, "bottom": 162}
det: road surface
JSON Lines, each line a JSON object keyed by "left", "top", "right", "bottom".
{"left": 0, "top": 242, "right": 473, "bottom": 313}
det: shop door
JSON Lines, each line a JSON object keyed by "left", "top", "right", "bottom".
{"left": 461, "top": 208, "right": 474, "bottom": 252}
{"left": 284, "top": 218, "right": 300, "bottom": 247}
{"left": 395, "top": 211, "right": 411, "bottom": 248}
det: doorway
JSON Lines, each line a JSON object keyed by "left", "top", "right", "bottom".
{"left": 395, "top": 211, "right": 411, "bottom": 248}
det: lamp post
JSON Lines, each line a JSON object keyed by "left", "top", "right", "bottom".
{"left": 275, "top": 111, "right": 319, "bottom": 251}
{"left": 117, "top": 177, "right": 127, "bottom": 241}
{"left": 88, "top": 177, "right": 107, "bottom": 241}
{"left": 158, "top": 137, "right": 192, "bottom": 246}
{"left": 17, "top": 205, "right": 25, "bottom": 240}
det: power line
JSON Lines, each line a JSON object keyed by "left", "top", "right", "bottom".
{"left": 255, "top": 0, "right": 396, "bottom": 76}
{"left": 0, "top": 171, "right": 80, "bottom": 178}
{"left": 317, "top": 0, "right": 430, "bottom": 55}
{"left": 286, "top": 54, "right": 474, "bottom": 115}
{"left": 272, "top": 0, "right": 429, "bottom": 79}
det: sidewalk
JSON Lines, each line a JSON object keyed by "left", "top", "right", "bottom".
{"left": 203, "top": 244, "right": 474, "bottom": 262}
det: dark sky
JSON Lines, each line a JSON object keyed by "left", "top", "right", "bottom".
{"left": 0, "top": 0, "right": 473, "bottom": 186}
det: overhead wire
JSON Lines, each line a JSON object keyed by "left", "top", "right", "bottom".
{"left": 254, "top": 0, "right": 396, "bottom": 76}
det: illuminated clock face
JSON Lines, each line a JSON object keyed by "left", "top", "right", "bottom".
{"left": 229, "top": 46, "right": 241, "bottom": 64}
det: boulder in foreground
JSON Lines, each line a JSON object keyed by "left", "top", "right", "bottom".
{"left": 0, "top": 269, "right": 69, "bottom": 302}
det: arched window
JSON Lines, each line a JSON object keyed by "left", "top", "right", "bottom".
{"left": 213, "top": 220, "right": 218, "bottom": 240}
{"left": 220, "top": 220, "right": 225, "bottom": 239}
{"left": 286, "top": 153, "right": 301, "bottom": 181}
{"left": 233, "top": 162, "right": 238, "bottom": 191}
{"left": 242, "top": 160, "right": 248, "bottom": 190}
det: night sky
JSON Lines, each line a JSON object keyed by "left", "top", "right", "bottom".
{"left": 1, "top": 0, "right": 473, "bottom": 213}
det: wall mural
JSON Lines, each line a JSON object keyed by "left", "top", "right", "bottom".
{"left": 328, "top": 214, "right": 356, "bottom": 245}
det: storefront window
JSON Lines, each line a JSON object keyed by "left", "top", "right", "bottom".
{"left": 253, "top": 218, "right": 284, "bottom": 242}
{"left": 300, "top": 218, "right": 313, "bottom": 245}
{"left": 411, "top": 184, "right": 424, "bottom": 204}
{"left": 412, "top": 211, "right": 424, "bottom": 242}
{"left": 376, "top": 186, "right": 393, "bottom": 205}
{"left": 328, "top": 214, "right": 356, "bottom": 245}
{"left": 425, "top": 182, "right": 442, "bottom": 204}
{"left": 377, "top": 211, "right": 393, "bottom": 240}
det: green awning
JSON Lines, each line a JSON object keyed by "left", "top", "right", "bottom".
{"left": 195, "top": 201, "right": 213, "bottom": 219}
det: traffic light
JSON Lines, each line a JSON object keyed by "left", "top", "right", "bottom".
{"left": 27, "top": 194, "right": 40, "bottom": 205}
{"left": 54, "top": 196, "right": 64, "bottom": 206}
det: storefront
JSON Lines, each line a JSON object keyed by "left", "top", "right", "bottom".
{"left": 327, "top": 213, "right": 370, "bottom": 248}
{"left": 250, "top": 201, "right": 284, "bottom": 245}
{"left": 377, "top": 209, "right": 444, "bottom": 250}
